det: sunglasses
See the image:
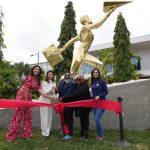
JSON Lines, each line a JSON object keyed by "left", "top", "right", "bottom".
{"left": 64, "top": 74, "right": 71, "bottom": 77}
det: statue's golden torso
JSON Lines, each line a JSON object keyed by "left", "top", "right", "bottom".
{"left": 79, "top": 26, "right": 94, "bottom": 53}
{"left": 80, "top": 26, "right": 94, "bottom": 42}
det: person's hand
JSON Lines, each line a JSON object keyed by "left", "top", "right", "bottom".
{"left": 52, "top": 97, "right": 61, "bottom": 104}
{"left": 49, "top": 90, "right": 54, "bottom": 95}
{"left": 95, "top": 96, "right": 100, "bottom": 100}
{"left": 55, "top": 98, "right": 62, "bottom": 103}
{"left": 54, "top": 98, "right": 58, "bottom": 104}
{"left": 49, "top": 97, "right": 54, "bottom": 103}
{"left": 57, "top": 98, "right": 62, "bottom": 102}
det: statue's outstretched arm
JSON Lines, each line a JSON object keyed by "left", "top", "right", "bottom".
{"left": 89, "top": 7, "right": 116, "bottom": 30}
{"left": 59, "top": 36, "right": 80, "bottom": 53}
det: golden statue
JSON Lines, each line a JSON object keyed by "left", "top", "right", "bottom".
{"left": 43, "top": 0, "right": 132, "bottom": 77}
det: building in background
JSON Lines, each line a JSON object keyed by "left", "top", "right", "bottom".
{"left": 80, "top": 34, "right": 150, "bottom": 78}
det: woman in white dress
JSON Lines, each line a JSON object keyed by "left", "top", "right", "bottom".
{"left": 39, "top": 70, "right": 56, "bottom": 136}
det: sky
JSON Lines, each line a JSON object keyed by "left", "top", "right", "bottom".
{"left": 0, "top": 0, "right": 150, "bottom": 64}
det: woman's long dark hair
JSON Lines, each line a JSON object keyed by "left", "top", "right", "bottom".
{"left": 45, "top": 70, "right": 55, "bottom": 82}
{"left": 30, "top": 65, "right": 42, "bottom": 84}
{"left": 91, "top": 68, "right": 101, "bottom": 84}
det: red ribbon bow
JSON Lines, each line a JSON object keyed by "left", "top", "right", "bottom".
{"left": 54, "top": 102, "right": 64, "bottom": 113}
{"left": 54, "top": 102, "right": 69, "bottom": 134}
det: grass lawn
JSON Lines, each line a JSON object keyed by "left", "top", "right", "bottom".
{"left": 0, "top": 128, "right": 150, "bottom": 150}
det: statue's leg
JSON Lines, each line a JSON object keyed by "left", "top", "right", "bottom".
{"left": 83, "top": 54, "right": 103, "bottom": 69}
{"left": 70, "top": 48, "right": 83, "bottom": 77}
{"left": 70, "top": 60, "right": 79, "bottom": 73}
{"left": 70, "top": 60, "right": 83, "bottom": 78}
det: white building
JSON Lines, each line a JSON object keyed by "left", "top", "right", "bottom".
{"left": 80, "top": 34, "right": 150, "bottom": 77}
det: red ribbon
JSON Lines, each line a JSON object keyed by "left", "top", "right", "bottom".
{"left": 54, "top": 102, "right": 69, "bottom": 134}
{"left": 0, "top": 99, "right": 122, "bottom": 112}
{"left": 64, "top": 100, "right": 122, "bottom": 113}
{"left": 0, "top": 99, "right": 122, "bottom": 135}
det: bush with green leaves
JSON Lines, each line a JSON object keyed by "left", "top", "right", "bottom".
{"left": 0, "top": 61, "right": 19, "bottom": 98}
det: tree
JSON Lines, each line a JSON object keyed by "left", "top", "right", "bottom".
{"left": 14, "top": 62, "right": 30, "bottom": 87}
{"left": 0, "top": 7, "right": 6, "bottom": 61}
{"left": 54, "top": 1, "right": 77, "bottom": 80}
{"left": 99, "top": 48, "right": 113, "bottom": 80}
{"left": 0, "top": 61, "right": 19, "bottom": 98}
{"left": 113, "top": 13, "right": 134, "bottom": 82}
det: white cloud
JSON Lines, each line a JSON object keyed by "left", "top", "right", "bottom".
{"left": 1, "top": 0, "right": 150, "bottom": 64}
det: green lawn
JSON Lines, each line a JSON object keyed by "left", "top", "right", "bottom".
{"left": 0, "top": 128, "right": 150, "bottom": 150}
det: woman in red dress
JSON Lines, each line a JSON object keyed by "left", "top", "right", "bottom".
{"left": 6, "top": 65, "right": 52, "bottom": 142}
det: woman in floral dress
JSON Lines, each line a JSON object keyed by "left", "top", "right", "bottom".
{"left": 6, "top": 65, "right": 52, "bottom": 142}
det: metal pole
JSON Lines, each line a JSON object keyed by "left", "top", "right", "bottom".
{"left": 117, "top": 96, "right": 131, "bottom": 147}
{"left": 118, "top": 97, "right": 124, "bottom": 140}
{"left": 30, "top": 51, "right": 39, "bottom": 65}
{"left": 37, "top": 51, "right": 39, "bottom": 64}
